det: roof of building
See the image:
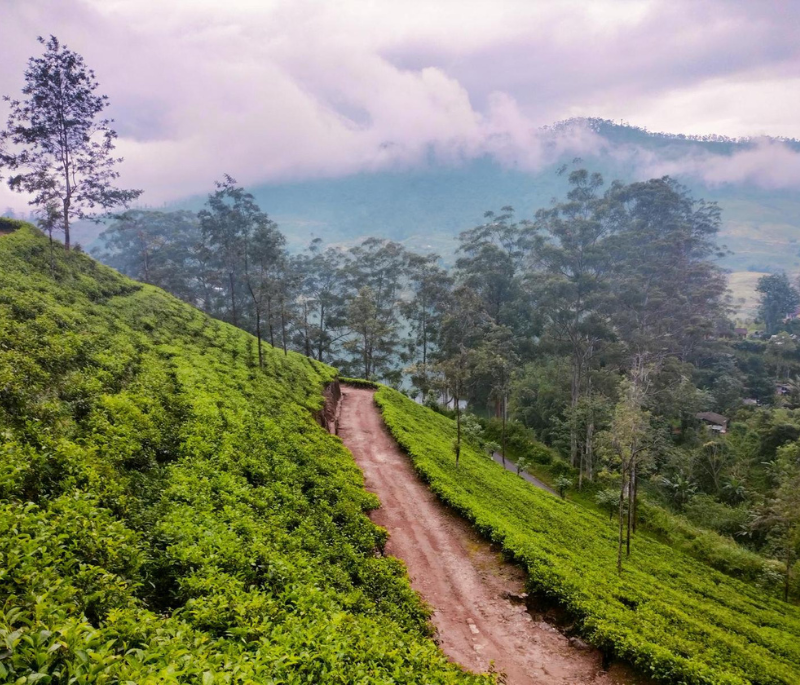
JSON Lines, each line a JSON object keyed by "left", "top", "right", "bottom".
{"left": 695, "top": 411, "right": 729, "bottom": 426}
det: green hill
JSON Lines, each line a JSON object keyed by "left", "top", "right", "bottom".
{"left": 375, "top": 386, "right": 800, "bottom": 685}
{"left": 0, "top": 223, "right": 487, "bottom": 684}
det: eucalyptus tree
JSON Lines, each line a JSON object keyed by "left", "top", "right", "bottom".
{"left": 757, "top": 273, "right": 800, "bottom": 336}
{"left": 295, "top": 239, "right": 349, "bottom": 363}
{"left": 342, "top": 238, "right": 406, "bottom": 379}
{"left": 531, "top": 169, "right": 615, "bottom": 470}
{"left": 607, "top": 177, "right": 727, "bottom": 372}
{"left": 0, "top": 36, "right": 141, "bottom": 250}
{"left": 96, "top": 210, "right": 200, "bottom": 298}
{"left": 436, "top": 286, "right": 489, "bottom": 467}
{"left": 402, "top": 252, "right": 453, "bottom": 396}
{"left": 243, "top": 214, "right": 285, "bottom": 367}
{"left": 456, "top": 206, "right": 534, "bottom": 329}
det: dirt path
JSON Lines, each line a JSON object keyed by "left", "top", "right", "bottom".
{"left": 338, "top": 387, "right": 628, "bottom": 685}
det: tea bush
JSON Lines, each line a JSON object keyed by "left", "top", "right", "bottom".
{"left": 376, "top": 385, "right": 800, "bottom": 685}
{"left": 0, "top": 225, "right": 489, "bottom": 684}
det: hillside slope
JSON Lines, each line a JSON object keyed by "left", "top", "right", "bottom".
{"left": 0, "top": 224, "right": 488, "bottom": 684}
{"left": 375, "top": 386, "right": 800, "bottom": 685}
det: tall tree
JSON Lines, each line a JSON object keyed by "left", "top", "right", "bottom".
{"left": 531, "top": 169, "right": 614, "bottom": 471}
{"left": 402, "top": 252, "right": 452, "bottom": 396}
{"left": 757, "top": 273, "right": 800, "bottom": 336}
{"left": 0, "top": 36, "right": 141, "bottom": 250}
{"left": 243, "top": 213, "right": 285, "bottom": 367}
{"left": 198, "top": 176, "right": 250, "bottom": 327}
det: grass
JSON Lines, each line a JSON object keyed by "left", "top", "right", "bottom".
{"left": 0, "top": 223, "right": 489, "bottom": 684}
{"left": 376, "top": 385, "right": 800, "bottom": 685}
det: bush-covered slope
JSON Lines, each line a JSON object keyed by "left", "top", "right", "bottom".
{"left": 0, "top": 224, "right": 488, "bottom": 684}
{"left": 375, "top": 386, "right": 800, "bottom": 685}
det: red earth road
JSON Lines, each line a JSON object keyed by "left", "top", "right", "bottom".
{"left": 338, "top": 386, "right": 635, "bottom": 685}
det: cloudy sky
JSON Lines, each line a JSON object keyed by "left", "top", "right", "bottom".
{"left": 2, "top": 0, "right": 800, "bottom": 211}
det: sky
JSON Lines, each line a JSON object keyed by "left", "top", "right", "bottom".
{"left": 2, "top": 0, "right": 800, "bottom": 211}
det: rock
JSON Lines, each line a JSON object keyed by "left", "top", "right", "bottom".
{"left": 569, "top": 637, "right": 591, "bottom": 650}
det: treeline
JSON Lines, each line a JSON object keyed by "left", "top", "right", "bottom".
{"left": 94, "top": 169, "right": 799, "bottom": 594}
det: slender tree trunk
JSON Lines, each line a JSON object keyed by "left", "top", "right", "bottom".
{"left": 280, "top": 296, "right": 287, "bottom": 355}
{"left": 255, "top": 307, "right": 263, "bottom": 369}
{"left": 62, "top": 190, "right": 71, "bottom": 251}
{"left": 617, "top": 462, "right": 627, "bottom": 574}
{"left": 786, "top": 551, "right": 794, "bottom": 602}
{"left": 501, "top": 393, "right": 507, "bottom": 467}
{"left": 632, "top": 463, "right": 639, "bottom": 534}
{"left": 455, "top": 391, "right": 461, "bottom": 468}
{"left": 317, "top": 304, "right": 325, "bottom": 362}
{"left": 267, "top": 295, "right": 275, "bottom": 347}
{"left": 48, "top": 230, "right": 56, "bottom": 278}
{"left": 570, "top": 350, "right": 581, "bottom": 467}
{"left": 303, "top": 301, "right": 311, "bottom": 358}
{"left": 228, "top": 271, "right": 238, "bottom": 327}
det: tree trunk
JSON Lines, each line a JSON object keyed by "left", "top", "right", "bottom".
{"left": 501, "top": 394, "right": 507, "bottom": 467}
{"left": 617, "top": 463, "right": 627, "bottom": 574}
{"left": 786, "top": 550, "right": 794, "bottom": 603}
{"left": 255, "top": 307, "right": 263, "bottom": 369}
{"left": 631, "top": 463, "right": 639, "bottom": 534}
{"left": 280, "top": 296, "right": 287, "bottom": 355}
{"left": 570, "top": 350, "right": 581, "bottom": 467}
{"left": 62, "top": 197, "right": 71, "bottom": 251}
{"left": 455, "top": 391, "right": 461, "bottom": 468}
{"left": 228, "top": 271, "right": 238, "bottom": 327}
{"left": 267, "top": 295, "right": 275, "bottom": 347}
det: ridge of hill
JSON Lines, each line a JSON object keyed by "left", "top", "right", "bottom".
{"left": 0, "top": 223, "right": 487, "bottom": 684}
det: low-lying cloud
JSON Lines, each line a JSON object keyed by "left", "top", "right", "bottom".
{"left": 2, "top": 0, "right": 800, "bottom": 213}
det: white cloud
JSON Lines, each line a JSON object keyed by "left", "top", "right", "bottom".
{"left": 1, "top": 0, "right": 800, "bottom": 213}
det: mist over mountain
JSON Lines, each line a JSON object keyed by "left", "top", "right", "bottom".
{"left": 193, "top": 119, "right": 800, "bottom": 276}
{"left": 61, "top": 118, "right": 800, "bottom": 310}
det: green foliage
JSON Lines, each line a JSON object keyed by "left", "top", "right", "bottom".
{"left": 339, "top": 377, "right": 380, "bottom": 389}
{"left": 0, "top": 225, "right": 488, "bottom": 684}
{"left": 376, "top": 385, "right": 800, "bottom": 685}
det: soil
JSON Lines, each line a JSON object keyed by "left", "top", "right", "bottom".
{"left": 338, "top": 386, "right": 645, "bottom": 685}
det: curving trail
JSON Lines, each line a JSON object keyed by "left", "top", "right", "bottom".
{"left": 338, "top": 386, "right": 629, "bottom": 685}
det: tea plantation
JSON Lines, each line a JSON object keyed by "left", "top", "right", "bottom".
{"left": 0, "top": 224, "right": 489, "bottom": 684}
{"left": 375, "top": 386, "right": 800, "bottom": 685}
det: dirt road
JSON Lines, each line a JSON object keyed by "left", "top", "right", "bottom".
{"left": 338, "top": 386, "right": 626, "bottom": 685}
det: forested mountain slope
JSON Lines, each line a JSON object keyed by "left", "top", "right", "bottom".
{"left": 375, "top": 386, "right": 800, "bottom": 685}
{"left": 0, "top": 223, "right": 488, "bottom": 684}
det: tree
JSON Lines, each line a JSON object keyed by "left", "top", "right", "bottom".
{"left": 95, "top": 210, "right": 201, "bottom": 298}
{"left": 757, "top": 273, "right": 800, "bottom": 336}
{"left": 402, "top": 252, "right": 452, "bottom": 396}
{"left": 342, "top": 238, "right": 406, "bottom": 379}
{"left": 0, "top": 36, "right": 141, "bottom": 250}
{"left": 472, "top": 325, "right": 518, "bottom": 466}
{"left": 532, "top": 169, "right": 614, "bottom": 472}
{"left": 294, "top": 240, "right": 348, "bottom": 363}
{"left": 243, "top": 215, "right": 285, "bottom": 367}
{"left": 436, "top": 286, "right": 487, "bottom": 467}
{"left": 198, "top": 176, "right": 249, "bottom": 327}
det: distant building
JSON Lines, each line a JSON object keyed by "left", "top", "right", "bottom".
{"left": 742, "top": 398, "right": 759, "bottom": 406}
{"left": 734, "top": 327, "right": 748, "bottom": 338}
{"left": 695, "top": 411, "right": 729, "bottom": 433}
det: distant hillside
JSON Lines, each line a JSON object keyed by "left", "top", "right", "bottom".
{"left": 0, "top": 223, "right": 487, "bottom": 684}
{"left": 64, "top": 119, "right": 800, "bottom": 314}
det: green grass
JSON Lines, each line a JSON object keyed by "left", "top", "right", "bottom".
{"left": 0, "top": 224, "right": 488, "bottom": 684}
{"left": 376, "top": 385, "right": 800, "bottom": 685}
